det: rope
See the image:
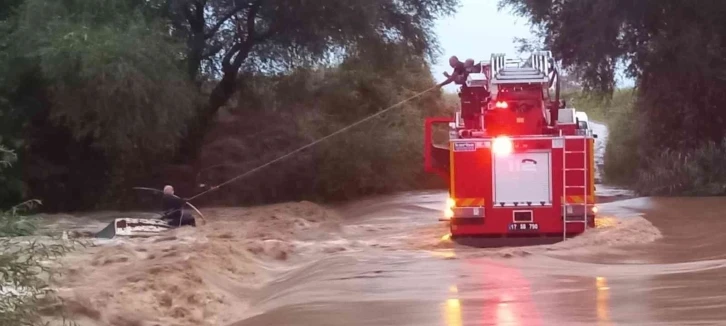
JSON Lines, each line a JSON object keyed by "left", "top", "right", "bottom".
{"left": 185, "top": 85, "right": 439, "bottom": 202}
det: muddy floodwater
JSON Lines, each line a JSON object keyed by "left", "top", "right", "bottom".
{"left": 230, "top": 193, "right": 726, "bottom": 326}
{"left": 39, "top": 123, "right": 726, "bottom": 326}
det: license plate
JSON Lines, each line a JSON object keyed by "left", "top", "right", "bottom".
{"left": 508, "top": 223, "right": 539, "bottom": 231}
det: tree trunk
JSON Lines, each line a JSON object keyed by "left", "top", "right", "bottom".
{"left": 175, "top": 67, "right": 240, "bottom": 163}
{"left": 174, "top": 1, "right": 260, "bottom": 166}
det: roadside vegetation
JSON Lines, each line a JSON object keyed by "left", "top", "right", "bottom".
{"left": 0, "top": 0, "right": 459, "bottom": 211}
{"left": 561, "top": 89, "right": 635, "bottom": 124}
{"left": 0, "top": 146, "right": 77, "bottom": 325}
{"left": 504, "top": 0, "right": 726, "bottom": 196}
{"left": 196, "top": 61, "right": 453, "bottom": 206}
{"left": 8, "top": 0, "right": 726, "bottom": 212}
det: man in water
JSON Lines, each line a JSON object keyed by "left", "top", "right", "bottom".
{"left": 161, "top": 185, "right": 196, "bottom": 227}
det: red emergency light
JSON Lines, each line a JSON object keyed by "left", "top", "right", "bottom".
{"left": 492, "top": 136, "right": 513, "bottom": 156}
{"left": 495, "top": 101, "right": 508, "bottom": 109}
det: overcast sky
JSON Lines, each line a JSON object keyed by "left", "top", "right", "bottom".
{"left": 431, "top": 0, "right": 531, "bottom": 91}
{"left": 431, "top": 0, "right": 633, "bottom": 91}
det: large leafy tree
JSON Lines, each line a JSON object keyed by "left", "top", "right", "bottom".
{"left": 13, "top": 0, "right": 198, "bottom": 158}
{"left": 2, "top": 0, "right": 199, "bottom": 209}
{"left": 0, "top": 0, "right": 460, "bottom": 209}
{"left": 194, "top": 43, "right": 449, "bottom": 205}
{"left": 159, "top": 0, "right": 459, "bottom": 160}
{"left": 500, "top": 0, "right": 726, "bottom": 149}
{"left": 0, "top": 0, "right": 39, "bottom": 207}
{"left": 501, "top": 0, "right": 726, "bottom": 193}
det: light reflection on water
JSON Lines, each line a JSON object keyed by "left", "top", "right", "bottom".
{"left": 443, "top": 298, "right": 463, "bottom": 326}
{"left": 496, "top": 301, "right": 517, "bottom": 326}
{"left": 596, "top": 276, "right": 612, "bottom": 326}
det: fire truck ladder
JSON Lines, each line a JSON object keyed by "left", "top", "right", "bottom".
{"left": 489, "top": 52, "right": 551, "bottom": 85}
{"left": 562, "top": 135, "right": 590, "bottom": 241}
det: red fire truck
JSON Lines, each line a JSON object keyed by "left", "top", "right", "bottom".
{"left": 425, "top": 51, "right": 597, "bottom": 245}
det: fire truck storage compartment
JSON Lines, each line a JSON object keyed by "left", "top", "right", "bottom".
{"left": 493, "top": 151, "right": 552, "bottom": 206}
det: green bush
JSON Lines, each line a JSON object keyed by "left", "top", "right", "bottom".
{"left": 194, "top": 57, "right": 453, "bottom": 205}
{"left": 557, "top": 89, "right": 641, "bottom": 185}
{"left": 633, "top": 141, "right": 726, "bottom": 196}
{"left": 597, "top": 90, "right": 726, "bottom": 195}
{"left": 602, "top": 100, "right": 639, "bottom": 185}
{"left": 562, "top": 88, "right": 636, "bottom": 123}
{"left": 0, "top": 146, "right": 77, "bottom": 326}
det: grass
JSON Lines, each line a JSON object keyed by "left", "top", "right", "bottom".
{"left": 633, "top": 141, "right": 726, "bottom": 196}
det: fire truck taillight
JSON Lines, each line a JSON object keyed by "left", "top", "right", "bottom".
{"left": 492, "top": 136, "right": 513, "bottom": 156}
{"left": 444, "top": 208, "right": 454, "bottom": 219}
{"left": 495, "top": 101, "right": 508, "bottom": 109}
{"left": 444, "top": 198, "right": 455, "bottom": 219}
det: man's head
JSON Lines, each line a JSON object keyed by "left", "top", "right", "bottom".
{"left": 449, "top": 56, "right": 460, "bottom": 68}
{"left": 163, "top": 185, "right": 174, "bottom": 195}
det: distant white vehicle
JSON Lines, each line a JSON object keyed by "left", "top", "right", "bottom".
{"left": 575, "top": 111, "right": 590, "bottom": 130}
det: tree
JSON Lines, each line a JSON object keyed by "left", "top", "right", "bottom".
{"left": 1, "top": 0, "right": 201, "bottom": 209}
{"left": 500, "top": 0, "right": 726, "bottom": 147}
{"left": 501, "top": 0, "right": 726, "bottom": 193}
{"left": 161, "top": 0, "right": 459, "bottom": 161}
{"left": 0, "top": 0, "right": 461, "bottom": 209}
{"left": 193, "top": 44, "right": 449, "bottom": 205}
{"left": 513, "top": 36, "right": 582, "bottom": 92}
{"left": 14, "top": 0, "right": 198, "bottom": 157}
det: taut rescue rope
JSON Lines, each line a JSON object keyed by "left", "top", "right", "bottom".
{"left": 185, "top": 85, "right": 440, "bottom": 201}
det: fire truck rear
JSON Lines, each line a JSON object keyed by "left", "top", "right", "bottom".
{"left": 424, "top": 51, "right": 597, "bottom": 244}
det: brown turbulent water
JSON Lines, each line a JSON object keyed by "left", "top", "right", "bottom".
{"left": 228, "top": 123, "right": 726, "bottom": 326}
{"left": 43, "top": 122, "right": 726, "bottom": 325}
{"left": 223, "top": 193, "right": 726, "bottom": 326}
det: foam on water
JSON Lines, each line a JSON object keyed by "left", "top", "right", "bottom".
{"left": 47, "top": 202, "right": 347, "bottom": 326}
{"left": 40, "top": 121, "right": 698, "bottom": 326}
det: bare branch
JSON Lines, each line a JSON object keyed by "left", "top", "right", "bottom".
{"left": 194, "top": 1, "right": 205, "bottom": 24}
{"left": 230, "top": 1, "right": 262, "bottom": 68}
{"left": 205, "top": 4, "right": 247, "bottom": 39}
{"left": 221, "top": 42, "right": 244, "bottom": 71}
{"left": 222, "top": 0, "right": 262, "bottom": 72}
{"left": 183, "top": 1, "right": 206, "bottom": 32}
{"left": 244, "top": 0, "right": 262, "bottom": 43}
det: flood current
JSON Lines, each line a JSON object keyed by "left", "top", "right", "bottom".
{"left": 43, "top": 122, "right": 726, "bottom": 326}
{"left": 230, "top": 122, "right": 726, "bottom": 326}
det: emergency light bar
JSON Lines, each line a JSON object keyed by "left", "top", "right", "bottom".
{"left": 495, "top": 101, "right": 508, "bottom": 109}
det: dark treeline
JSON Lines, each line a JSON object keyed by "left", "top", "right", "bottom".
{"left": 503, "top": 0, "right": 726, "bottom": 195}
{"left": 9, "top": 0, "right": 722, "bottom": 212}
{"left": 0, "top": 0, "right": 459, "bottom": 211}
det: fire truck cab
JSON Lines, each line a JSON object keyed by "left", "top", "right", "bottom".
{"left": 424, "top": 51, "right": 597, "bottom": 245}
